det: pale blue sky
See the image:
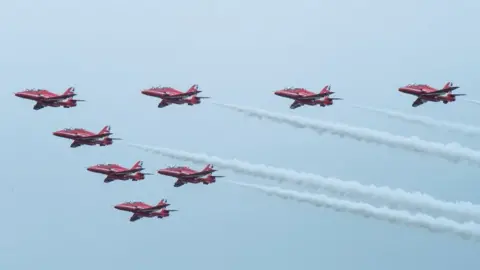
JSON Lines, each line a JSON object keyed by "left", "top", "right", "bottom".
{"left": 1, "top": 0, "right": 479, "bottom": 269}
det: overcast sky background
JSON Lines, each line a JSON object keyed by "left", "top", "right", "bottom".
{"left": 1, "top": 0, "right": 479, "bottom": 269}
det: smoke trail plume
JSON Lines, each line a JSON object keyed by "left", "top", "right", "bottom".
{"left": 214, "top": 102, "right": 480, "bottom": 166}
{"left": 228, "top": 180, "right": 480, "bottom": 241}
{"left": 465, "top": 99, "right": 480, "bottom": 106}
{"left": 353, "top": 105, "right": 480, "bottom": 136}
{"left": 128, "top": 143, "right": 480, "bottom": 220}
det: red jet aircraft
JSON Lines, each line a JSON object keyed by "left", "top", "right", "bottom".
{"left": 53, "top": 125, "right": 121, "bottom": 148}
{"left": 14, "top": 87, "right": 85, "bottom": 110}
{"left": 274, "top": 85, "right": 342, "bottom": 109}
{"left": 141, "top": 84, "right": 210, "bottom": 108}
{"left": 114, "top": 199, "right": 177, "bottom": 222}
{"left": 398, "top": 82, "right": 465, "bottom": 107}
{"left": 87, "top": 161, "right": 152, "bottom": 183}
{"left": 157, "top": 164, "right": 224, "bottom": 187}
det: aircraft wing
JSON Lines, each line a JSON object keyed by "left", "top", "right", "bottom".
{"left": 294, "top": 93, "right": 331, "bottom": 100}
{"left": 412, "top": 97, "right": 427, "bottom": 107}
{"left": 177, "top": 172, "right": 209, "bottom": 179}
{"left": 174, "top": 179, "right": 186, "bottom": 187}
{"left": 43, "top": 96, "right": 68, "bottom": 101}
{"left": 76, "top": 133, "right": 110, "bottom": 140}
{"left": 33, "top": 103, "right": 46, "bottom": 110}
{"left": 161, "top": 93, "right": 193, "bottom": 100}
{"left": 129, "top": 213, "right": 143, "bottom": 222}
{"left": 158, "top": 100, "right": 171, "bottom": 108}
{"left": 109, "top": 169, "right": 137, "bottom": 176}
{"left": 420, "top": 89, "right": 452, "bottom": 96}
{"left": 136, "top": 206, "right": 166, "bottom": 213}
{"left": 290, "top": 101, "right": 304, "bottom": 109}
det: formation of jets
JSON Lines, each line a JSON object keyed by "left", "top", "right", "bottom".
{"left": 13, "top": 81, "right": 466, "bottom": 221}
{"left": 14, "top": 82, "right": 465, "bottom": 111}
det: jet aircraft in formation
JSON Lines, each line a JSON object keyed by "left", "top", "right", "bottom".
{"left": 14, "top": 87, "right": 85, "bottom": 110}
{"left": 87, "top": 161, "right": 152, "bottom": 183}
{"left": 14, "top": 82, "right": 465, "bottom": 112}
{"left": 398, "top": 82, "right": 465, "bottom": 107}
{"left": 141, "top": 84, "right": 210, "bottom": 108}
{"left": 15, "top": 81, "right": 467, "bottom": 222}
{"left": 114, "top": 199, "right": 177, "bottom": 222}
{"left": 86, "top": 162, "right": 222, "bottom": 221}
{"left": 53, "top": 125, "right": 121, "bottom": 148}
{"left": 157, "top": 164, "right": 224, "bottom": 187}
{"left": 274, "top": 85, "right": 343, "bottom": 109}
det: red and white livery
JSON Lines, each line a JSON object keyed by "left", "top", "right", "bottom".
{"left": 53, "top": 125, "right": 120, "bottom": 148}
{"left": 157, "top": 164, "right": 224, "bottom": 187}
{"left": 114, "top": 199, "right": 177, "bottom": 222}
{"left": 87, "top": 161, "right": 152, "bottom": 183}
{"left": 141, "top": 84, "right": 209, "bottom": 108}
{"left": 398, "top": 82, "right": 465, "bottom": 107}
{"left": 274, "top": 85, "right": 342, "bottom": 109}
{"left": 15, "top": 87, "right": 85, "bottom": 110}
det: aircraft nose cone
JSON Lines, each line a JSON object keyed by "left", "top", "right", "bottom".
{"left": 114, "top": 205, "right": 121, "bottom": 210}
{"left": 52, "top": 131, "right": 60, "bottom": 136}
{"left": 14, "top": 92, "right": 21, "bottom": 97}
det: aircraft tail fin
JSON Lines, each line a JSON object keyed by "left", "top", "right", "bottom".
{"left": 63, "top": 87, "right": 75, "bottom": 96}
{"left": 202, "top": 164, "right": 214, "bottom": 172}
{"left": 131, "top": 161, "right": 143, "bottom": 170}
{"left": 157, "top": 199, "right": 168, "bottom": 206}
{"left": 320, "top": 85, "right": 331, "bottom": 94}
{"left": 99, "top": 125, "right": 111, "bottom": 135}
{"left": 187, "top": 84, "right": 199, "bottom": 93}
{"left": 319, "top": 85, "right": 334, "bottom": 97}
{"left": 443, "top": 82, "right": 453, "bottom": 89}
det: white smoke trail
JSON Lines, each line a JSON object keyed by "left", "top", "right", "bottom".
{"left": 353, "top": 105, "right": 480, "bottom": 136}
{"left": 214, "top": 102, "right": 480, "bottom": 166}
{"left": 228, "top": 180, "right": 480, "bottom": 241}
{"left": 465, "top": 99, "right": 480, "bottom": 106}
{"left": 128, "top": 143, "right": 480, "bottom": 220}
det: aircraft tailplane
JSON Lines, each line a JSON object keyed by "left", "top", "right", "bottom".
{"left": 187, "top": 84, "right": 199, "bottom": 93}
{"left": 131, "top": 161, "right": 143, "bottom": 170}
{"left": 319, "top": 85, "right": 332, "bottom": 95}
{"left": 99, "top": 125, "right": 111, "bottom": 135}
{"left": 202, "top": 164, "right": 214, "bottom": 172}
{"left": 63, "top": 87, "right": 75, "bottom": 96}
{"left": 443, "top": 82, "right": 453, "bottom": 89}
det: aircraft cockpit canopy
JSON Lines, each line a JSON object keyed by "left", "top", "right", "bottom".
{"left": 167, "top": 166, "right": 186, "bottom": 169}
{"left": 124, "top": 201, "right": 141, "bottom": 205}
